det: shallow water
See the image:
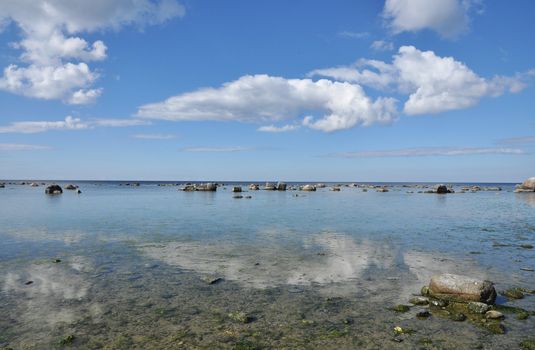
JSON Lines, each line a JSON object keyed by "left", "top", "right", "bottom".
{"left": 0, "top": 182, "right": 534, "bottom": 349}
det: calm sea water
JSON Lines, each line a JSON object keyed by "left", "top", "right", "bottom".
{"left": 0, "top": 182, "right": 534, "bottom": 349}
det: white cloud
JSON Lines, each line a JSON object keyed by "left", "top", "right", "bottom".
{"left": 370, "top": 40, "right": 394, "bottom": 52}
{"left": 131, "top": 133, "right": 175, "bottom": 139}
{"left": 332, "top": 147, "right": 526, "bottom": 158}
{"left": 497, "top": 135, "right": 535, "bottom": 145}
{"left": 257, "top": 124, "right": 299, "bottom": 133}
{"left": 383, "top": 0, "right": 477, "bottom": 38}
{"left": 0, "top": 116, "right": 148, "bottom": 133}
{"left": 310, "top": 46, "right": 532, "bottom": 115}
{"left": 179, "top": 147, "right": 252, "bottom": 153}
{"left": 137, "top": 74, "right": 398, "bottom": 132}
{"left": 0, "top": 143, "right": 51, "bottom": 151}
{"left": 0, "top": 0, "right": 185, "bottom": 104}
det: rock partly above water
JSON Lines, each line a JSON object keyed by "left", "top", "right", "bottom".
{"left": 428, "top": 273, "right": 497, "bottom": 304}
{"left": 515, "top": 177, "right": 535, "bottom": 192}
{"left": 44, "top": 184, "right": 63, "bottom": 195}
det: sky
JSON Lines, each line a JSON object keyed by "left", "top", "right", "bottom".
{"left": 0, "top": 0, "right": 534, "bottom": 182}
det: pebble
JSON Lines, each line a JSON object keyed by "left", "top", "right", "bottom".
{"left": 485, "top": 310, "right": 504, "bottom": 320}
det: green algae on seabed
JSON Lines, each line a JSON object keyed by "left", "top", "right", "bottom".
{"left": 521, "top": 339, "right": 535, "bottom": 350}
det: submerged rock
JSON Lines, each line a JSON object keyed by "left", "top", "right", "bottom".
{"left": 228, "top": 311, "right": 253, "bottom": 323}
{"left": 501, "top": 287, "right": 524, "bottom": 300}
{"left": 409, "top": 296, "right": 429, "bottom": 305}
{"left": 390, "top": 304, "right": 411, "bottom": 313}
{"left": 264, "top": 182, "right": 276, "bottom": 191}
{"left": 45, "top": 184, "right": 63, "bottom": 195}
{"left": 416, "top": 310, "right": 431, "bottom": 319}
{"left": 248, "top": 184, "right": 259, "bottom": 191}
{"left": 232, "top": 186, "right": 242, "bottom": 193}
{"left": 64, "top": 184, "right": 78, "bottom": 190}
{"left": 428, "top": 273, "right": 496, "bottom": 304}
{"left": 467, "top": 302, "right": 490, "bottom": 314}
{"left": 276, "top": 182, "right": 287, "bottom": 191}
{"left": 301, "top": 184, "right": 316, "bottom": 191}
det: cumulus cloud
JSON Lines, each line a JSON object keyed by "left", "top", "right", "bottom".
{"left": 0, "top": 0, "right": 185, "bottom": 103}
{"left": 0, "top": 143, "right": 51, "bottom": 151}
{"left": 331, "top": 147, "right": 526, "bottom": 158}
{"left": 137, "top": 74, "right": 398, "bottom": 132}
{"left": 257, "top": 124, "right": 299, "bottom": 133}
{"left": 382, "top": 0, "right": 480, "bottom": 38}
{"left": 0, "top": 116, "right": 148, "bottom": 133}
{"left": 310, "top": 46, "right": 533, "bottom": 115}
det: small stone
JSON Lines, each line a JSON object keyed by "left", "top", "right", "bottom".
{"left": 232, "top": 195, "right": 243, "bottom": 199}
{"left": 409, "top": 296, "right": 429, "bottom": 305}
{"left": 416, "top": 310, "right": 431, "bottom": 319}
{"left": 521, "top": 244, "right": 534, "bottom": 249}
{"left": 501, "top": 287, "right": 524, "bottom": 299}
{"left": 53, "top": 258, "right": 62, "bottom": 263}
{"left": 429, "top": 299, "right": 448, "bottom": 307}
{"left": 485, "top": 310, "right": 504, "bottom": 320}
{"left": 468, "top": 302, "right": 491, "bottom": 314}
{"left": 450, "top": 312, "right": 467, "bottom": 322}
{"left": 391, "top": 304, "right": 411, "bottom": 313}
{"left": 421, "top": 285, "right": 430, "bottom": 296}
{"left": 24, "top": 280, "right": 33, "bottom": 285}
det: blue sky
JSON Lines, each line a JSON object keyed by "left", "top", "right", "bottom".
{"left": 0, "top": 0, "right": 534, "bottom": 182}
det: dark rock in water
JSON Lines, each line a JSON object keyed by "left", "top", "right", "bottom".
{"left": 45, "top": 184, "right": 63, "bottom": 195}
{"left": 53, "top": 258, "right": 61, "bottom": 263}
{"left": 232, "top": 186, "right": 242, "bottom": 193}
{"left": 449, "top": 312, "right": 467, "bottom": 321}
{"left": 429, "top": 273, "right": 496, "bottom": 304}
{"left": 205, "top": 277, "right": 224, "bottom": 285}
{"left": 301, "top": 184, "right": 316, "bottom": 191}
{"left": 248, "top": 184, "right": 259, "bottom": 191}
{"left": 245, "top": 195, "right": 252, "bottom": 199}
{"left": 520, "top": 244, "right": 534, "bottom": 249}
{"left": 0, "top": 183, "right": 5, "bottom": 188}
{"left": 467, "top": 301, "right": 490, "bottom": 314}
{"left": 520, "top": 267, "right": 535, "bottom": 272}
{"left": 64, "top": 184, "right": 78, "bottom": 190}
{"left": 416, "top": 310, "right": 431, "bottom": 319}
{"left": 501, "top": 287, "right": 524, "bottom": 300}
{"left": 434, "top": 184, "right": 454, "bottom": 194}
{"left": 277, "top": 182, "right": 287, "bottom": 191}
{"left": 520, "top": 339, "right": 535, "bottom": 350}
{"left": 233, "top": 195, "right": 243, "bottom": 199}
{"left": 264, "top": 182, "right": 276, "bottom": 190}
{"left": 77, "top": 189, "right": 82, "bottom": 194}
{"left": 25, "top": 280, "right": 33, "bottom": 285}
{"left": 484, "top": 322, "right": 506, "bottom": 334}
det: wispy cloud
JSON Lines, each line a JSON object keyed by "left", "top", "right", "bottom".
{"left": 179, "top": 147, "right": 252, "bottom": 153}
{"left": 0, "top": 116, "right": 149, "bottom": 134}
{"left": 370, "top": 40, "right": 394, "bottom": 52}
{"left": 496, "top": 135, "right": 535, "bottom": 145}
{"left": 0, "top": 143, "right": 51, "bottom": 151}
{"left": 329, "top": 147, "right": 526, "bottom": 158}
{"left": 257, "top": 124, "right": 299, "bottom": 133}
{"left": 338, "top": 31, "right": 370, "bottom": 39}
{"left": 131, "top": 133, "right": 175, "bottom": 140}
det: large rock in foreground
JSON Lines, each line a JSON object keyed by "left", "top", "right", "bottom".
{"left": 428, "top": 273, "right": 496, "bottom": 304}
{"left": 45, "top": 184, "right": 63, "bottom": 195}
{"left": 515, "top": 177, "right": 535, "bottom": 192}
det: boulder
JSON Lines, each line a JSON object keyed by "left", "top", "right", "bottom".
{"left": 65, "top": 184, "right": 78, "bottom": 190}
{"left": 316, "top": 183, "right": 326, "bottom": 188}
{"left": 249, "top": 184, "right": 259, "bottom": 191}
{"left": 0, "top": 183, "right": 5, "bottom": 188}
{"left": 331, "top": 187, "right": 341, "bottom": 191}
{"left": 276, "top": 182, "right": 287, "bottom": 191}
{"left": 515, "top": 177, "right": 535, "bottom": 192}
{"left": 232, "top": 186, "right": 242, "bottom": 193}
{"left": 30, "top": 182, "right": 39, "bottom": 187}
{"left": 376, "top": 188, "right": 388, "bottom": 192}
{"left": 301, "top": 184, "right": 316, "bottom": 191}
{"left": 428, "top": 273, "right": 496, "bottom": 304}
{"left": 45, "top": 184, "right": 63, "bottom": 195}
{"left": 195, "top": 183, "right": 217, "bottom": 191}
{"left": 264, "top": 182, "right": 276, "bottom": 191}
{"left": 435, "top": 184, "right": 449, "bottom": 194}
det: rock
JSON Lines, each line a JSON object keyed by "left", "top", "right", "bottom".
{"left": 485, "top": 310, "right": 504, "bottom": 320}
{"left": 428, "top": 273, "right": 496, "bottom": 304}
{"left": 45, "top": 184, "right": 63, "bottom": 195}
{"left": 0, "top": 183, "right": 5, "bottom": 188}
{"left": 77, "top": 189, "right": 82, "bottom": 194}
{"left": 515, "top": 177, "right": 535, "bottom": 192}
{"left": 520, "top": 244, "right": 534, "bottom": 249}
{"left": 435, "top": 184, "right": 449, "bottom": 194}
{"left": 53, "top": 258, "right": 62, "bottom": 263}
{"left": 24, "top": 280, "right": 33, "bottom": 285}
{"left": 520, "top": 339, "right": 535, "bottom": 350}
{"left": 376, "top": 187, "right": 389, "bottom": 192}
{"left": 484, "top": 322, "right": 506, "bottom": 334}
{"left": 301, "top": 184, "right": 316, "bottom": 191}
{"left": 249, "top": 184, "right": 259, "bottom": 191}
{"left": 316, "top": 183, "right": 326, "bottom": 188}
{"left": 390, "top": 304, "right": 411, "bottom": 313}
{"left": 421, "top": 286, "right": 430, "bottom": 296}
{"left": 181, "top": 185, "right": 196, "bottom": 191}
{"left": 449, "top": 312, "right": 467, "bottom": 321}
{"left": 467, "top": 301, "right": 490, "bottom": 314}
{"left": 232, "top": 186, "right": 242, "bottom": 193}
{"left": 429, "top": 299, "right": 448, "bottom": 307}
{"left": 264, "top": 182, "right": 276, "bottom": 190}
{"left": 331, "top": 187, "right": 341, "bottom": 191}
{"left": 30, "top": 182, "right": 39, "bottom": 187}
{"left": 232, "top": 195, "right": 243, "bottom": 199}
{"left": 64, "top": 184, "right": 78, "bottom": 190}
{"left": 228, "top": 311, "right": 253, "bottom": 323}
{"left": 409, "top": 297, "right": 429, "bottom": 305}
{"left": 276, "top": 182, "right": 287, "bottom": 191}
{"left": 501, "top": 287, "right": 524, "bottom": 300}
{"left": 245, "top": 195, "right": 252, "bottom": 199}
{"left": 416, "top": 310, "right": 431, "bottom": 319}
{"left": 195, "top": 183, "right": 217, "bottom": 191}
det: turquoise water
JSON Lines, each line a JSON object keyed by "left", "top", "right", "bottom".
{"left": 0, "top": 182, "right": 534, "bottom": 349}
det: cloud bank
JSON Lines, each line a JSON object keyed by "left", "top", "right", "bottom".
{"left": 137, "top": 74, "right": 398, "bottom": 132}
{"left": 0, "top": 116, "right": 148, "bottom": 133}
{"left": 332, "top": 147, "right": 526, "bottom": 158}
{"left": 0, "top": 0, "right": 184, "bottom": 104}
